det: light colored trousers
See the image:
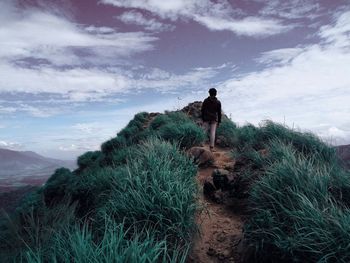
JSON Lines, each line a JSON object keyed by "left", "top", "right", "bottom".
{"left": 203, "top": 121, "right": 217, "bottom": 148}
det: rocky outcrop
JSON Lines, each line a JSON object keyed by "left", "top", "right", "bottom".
{"left": 187, "top": 147, "right": 214, "bottom": 167}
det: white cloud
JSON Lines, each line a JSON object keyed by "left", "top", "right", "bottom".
{"left": 219, "top": 10, "right": 350, "bottom": 145}
{"left": 0, "top": 106, "right": 16, "bottom": 114}
{"left": 131, "top": 66, "right": 223, "bottom": 92}
{"left": 85, "top": 25, "right": 116, "bottom": 34}
{"left": 319, "top": 10, "right": 350, "bottom": 48}
{"left": 102, "top": 0, "right": 294, "bottom": 37}
{"left": 256, "top": 47, "right": 304, "bottom": 65}
{"left": 118, "top": 11, "right": 175, "bottom": 32}
{"left": 257, "top": 0, "right": 321, "bottom": 20}
{"left": 0, "top": 140, "right": 23, "bottom": 150}
{"left": 59, "top": 143, "right": 99, "bottom": 152}
{"left": 0, "top": 0, "right": 160, "bottom": 112}
{"left": 0, "top": 64, "right": 129, "bottom": 102}
{"left": 0, "top": 2, "right": 157, "bottom": 66}
{"left": 0, "top": 60, "right": 223, "bottom": 117}
{"left": 318, "top": 126, "right": 350, "bottom": 145}
{"left": 72, "top": 122, "right": 101, "bottom": 134}
{"left": 193, "top": 15, "right": 293, "bottom": 37}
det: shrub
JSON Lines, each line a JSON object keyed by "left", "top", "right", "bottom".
{"left": 159, "top": 122, "right": 206, "bottom": 149}
{"left": 243, "top": 140, "right": 350, "bottom": 262}
{"left": 101, "top": 136, "right": 127, "bottom": 154}
{"left": 100, "top": 147, "right": 131, "bottom": 167}
{"left": 96, "top": 138, "right": 198, "bottom": 241}
{"left": 149, "top": 111, "right": 206, "bottom": 149}
{"left": 236, "top": 124, "right": 262, "bottom": 151}
{"left": 77, "top": 151, "right": 103, "bottom": 170}
{"left": 150, "top": 114, "right": 171, "bottom": 130}
{"left": 101, "top": 112, "right": 150, "bottom": 154}
{"left": 43, "top": 168, "right": 73, "bottom": 206}
{"left": 260, "top": 121, "right": 337, "bottom": 163}
{"left": 1, "top": 137, "right": 198, "bottom": 262}
{"left": 216, "top": 116, "right": 238, "bottom": 147}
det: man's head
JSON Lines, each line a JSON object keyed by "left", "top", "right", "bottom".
{"left": 209, "top": 88, "right": 217, "bottom": 97}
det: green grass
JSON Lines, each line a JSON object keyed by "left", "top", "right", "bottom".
{"left": 215, "top": 116, "right": 238, "bottom": 148}
{"left": 95, "top": 139, "right": 198, "bottom": 241}
{"left": 150, "top": 111, "right": 206, "bottom": 149}
{"left": 210, "top": 118, "right": 350, "bottom": 261}
{"left": 6, "top": 106, "right": 346, "bottom": 262}
{"left": 234, "top": 127, "right": 350, "bottom": 262}
{"left": 19, "top": 221, "right": 189, "bottom": 263}
{"left": 0, "top": 133, "right": 198, "bottom": 262}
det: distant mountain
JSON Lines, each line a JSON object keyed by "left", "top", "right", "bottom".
{"left": 336, "top": 144, "right": 350, "bottom": 169}
{"left": 0, "top": 148, "right": 76, "bottom": 192}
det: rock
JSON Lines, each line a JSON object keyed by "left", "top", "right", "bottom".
{"left": 203, "top": 179, "right": 216, "bottom": 198}
{"left": 212, "top": 169, "right": 235, "bottom": 191}
{"left": 181, "top": 101, "right": 203, "bottom": 120}
{"left": 187, "top": 147, "right": 214, "bottom": 167}
{"left": 216, "top": 232, "right": 227, "bottom": 242}
{"left": 217, "top": 252, "right": 227, "bottom": 261}
{"left": 233, "top": 156, "right": 248, "bottom": 171}
{"left": 207, "top": 247, "right": 217, "bottom": 257}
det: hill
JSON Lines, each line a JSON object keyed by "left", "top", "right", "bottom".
{"left": 0, "top": 102, "right": 349, "bottom": 262}
{"left": 0, "top": 148, "right": 76, "bottom": 192}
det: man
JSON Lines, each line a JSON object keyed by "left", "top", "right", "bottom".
{"left": 201, "top": 88, "right": 221, "bottom": 151}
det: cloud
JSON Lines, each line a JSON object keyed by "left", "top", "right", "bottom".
{"left": 59, "top": 143, "right": 99, "bottom": 152}
{"left": 0, "top": 1, "right": 157, "bottom": 66}
{"left": 0, "top": 106, "right": 16, "bottom": 114}
{"left": 72, "top": 122, "right": 101, "bottom": 134}
{"left": 0, "top": 140, "right": 23, "bottom": 150}
{"left": 101, "top": 0, "right": 294, "bottom": 37}
{"left": 256, "top": 47, "right": 304, "bottom": 65}
{"left": 319, "top": 10, "right": 350, "bottom": 48}
{"left": 219, "top": 10, "right": 350, "bottom": 145}
{"left": 0, "top": 64, "right": 129, "bottom": 102}
{"left": 193, "top": 15, "right": 294, "bottom": 37}
{"left": 131, "top": 66, "right": 222, "bottom": 92}
{"left": 256, "top": 0, "right": 321, "bottom": 20}
{"left": 0, "top": 60, "right": 224, "bottom": 117}
{"left": 118, "top": 11, "right": 175, "bottom": 32}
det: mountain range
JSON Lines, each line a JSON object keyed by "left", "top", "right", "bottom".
{"left": 0, "top": 148, "right": 76, "bottom": 192}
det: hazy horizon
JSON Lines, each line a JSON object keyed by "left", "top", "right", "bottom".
{"left": 0, "top": 0, "right": 349, "bottom": 159}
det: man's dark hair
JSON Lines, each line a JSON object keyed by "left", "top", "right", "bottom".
{"left": 209, "top": 88, "right": 217, "bottom": 96}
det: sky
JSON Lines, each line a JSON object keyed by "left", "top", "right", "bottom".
{"left": 0, "top": 0, "right": 349, "bottom": 160}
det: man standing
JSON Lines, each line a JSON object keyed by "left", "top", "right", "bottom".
{"left": 201, "top": 88, "right": 221, "bottom": 151}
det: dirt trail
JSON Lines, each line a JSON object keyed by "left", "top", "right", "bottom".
{"left": 188, "top": 145, "right": 244, "bottom": 263}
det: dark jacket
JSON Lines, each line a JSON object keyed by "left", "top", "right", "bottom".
{"left": 201, "top": 96, "right": 222, "bottom": 123}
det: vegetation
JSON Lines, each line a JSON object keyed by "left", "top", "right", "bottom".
{"left": 0, "top": 110, "right": 202, "bottom": 262}
{"left": 217, "top": 117, "right": 350, "bottom": 262}
{"left": 2, "top": 103, "right": 348, "bottom": 262}
{"left": 216, "top": 116, "right": 238, "bottom": 148}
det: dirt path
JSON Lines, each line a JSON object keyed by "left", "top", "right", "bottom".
{"left": 188, "top": 145, "right": 244, "bottom": 263}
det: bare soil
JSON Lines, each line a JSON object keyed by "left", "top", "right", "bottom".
{"left": 188, "top": 145, "right": 245, "bottom": 263}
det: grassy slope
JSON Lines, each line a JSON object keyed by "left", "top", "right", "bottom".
{"left": 218, "top": 119, "right": 350, "bottom": 262}
{"left": 0, "top": 111, "right": 205, "bottom": 262}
